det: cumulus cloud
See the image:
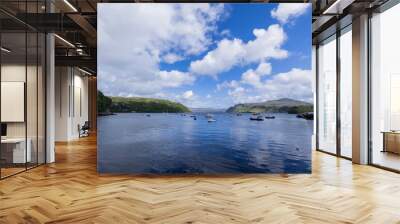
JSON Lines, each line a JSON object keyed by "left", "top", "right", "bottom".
{"left": 241, "top": 70, "right": 263, "bottom": 88}
{"left": 159, "top": 70, "right": 195, "bottom": 88}
{"left": 260, "top": 68, "right": 312, "bottom": 101}
{"left": 98, "top": 3, "right": 226, "bottom": 97}
{"left": 241, "top": 62, "right": 272, "bottom": 88}
{"left": 216, "top": 80, "right": 240, "bottom": 91}
{"left": 219, "top": 67, "right": 312, "bottom": 104}
{"left": 189, "top": 24, "right": 287, "bottom": 77}
{"left": 162, "top": 53, "right": 183, "bottom": 64}
{"left": 190, "top": 38, "right": 245, "bottom": 78}
{"left": 255, "top": 62, "right": 272, "bottom": 75}
{"left": 270, "top": 3, "right": 310, "bottom": 24}
{"left": 182, "top": 90, "right": 194, "bottom": 99}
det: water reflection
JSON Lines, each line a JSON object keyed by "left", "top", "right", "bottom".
{"left": 98, "top": 113, "right": 313, "bottom": 174}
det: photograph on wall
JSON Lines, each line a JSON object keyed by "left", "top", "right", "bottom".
{"left": 97, "top": 3, "right": 313, "bottom": 174}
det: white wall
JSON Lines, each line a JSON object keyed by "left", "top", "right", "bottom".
{"left": 55, "top": 67, "right": 89, "bottom": 141}
{"left": 1, "top": 63, "right": 46, "bottom": 164}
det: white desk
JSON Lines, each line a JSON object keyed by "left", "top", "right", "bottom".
{"left": 1, "top": 138, "right": 31, "bottom": 163}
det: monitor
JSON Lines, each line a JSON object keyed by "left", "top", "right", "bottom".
{"left": 1, "top": 123, "right": 7, "bottom": 137}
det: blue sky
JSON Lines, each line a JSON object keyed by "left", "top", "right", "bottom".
{"left": 98, "top": 3, "right": 312, "bottom": 109}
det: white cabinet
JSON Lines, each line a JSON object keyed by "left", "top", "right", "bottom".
{"left": 1, "top": 138, "right": 32, "bottom": 163}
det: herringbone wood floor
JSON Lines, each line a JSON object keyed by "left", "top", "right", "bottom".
{"left": 1, "top": 134, "right": 400, "bottom": 224}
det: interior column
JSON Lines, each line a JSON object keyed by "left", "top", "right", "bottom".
{"left": 352, "top": 14, "right": 369, "bottom": 164}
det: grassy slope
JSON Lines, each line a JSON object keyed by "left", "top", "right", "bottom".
{"left": 110, "top": 96, "right": 191, "bottom": 113}
{"left": 226, "top": 98, "right": 313, "bottom": 114}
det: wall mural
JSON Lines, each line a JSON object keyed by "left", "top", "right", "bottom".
{"left": 97, "top": 3, "right": 313, "bottom": 174}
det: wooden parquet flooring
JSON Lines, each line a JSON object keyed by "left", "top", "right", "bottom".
{"left": 1, "top": 134, "right": 400, "bottom": 224}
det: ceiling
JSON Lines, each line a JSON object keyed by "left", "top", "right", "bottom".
{"left": 0, "top": 0, "right": 390, "bottom": 75}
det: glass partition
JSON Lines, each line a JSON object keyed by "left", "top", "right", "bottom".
{"left": 370, "top": 3, "right": 400, "bottom": 171}
{"left": 317, "top": 35, "right": 337, "bottom": 154}
{"left": 1, "top": 31, "right": 28, "bottom": 177}
{"left": 0, "top": 2, "right": 46, "bottom": 179}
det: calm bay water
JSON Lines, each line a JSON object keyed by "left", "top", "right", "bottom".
{"left": 98, "top": 113, "right": 313, "bottom": 174}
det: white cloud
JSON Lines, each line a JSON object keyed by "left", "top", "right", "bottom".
{"left": 228, "top": 86, "right": 246, "bottom": 100}
{"left": 220, "top": 29, "right": 231, "bottom": 37}
{"left": 220, "top": 67, "right": 313, "bottom": 104}
{"left": 260, "top": 68, "right": 312, "bottom": 101}
{"left": 99, "top": 69, "right": 195, "bottom": 97}
{"left": 255, "top": 62, "right": 272, "bottom": 75}
{"left": 159, "top": 70, "right": 195, "bottom": 88}
{"left": 190, "top": 38, "right": 246, "bottom": 78}
{"left": 270, "top": 3, "right": 310, "bottom": 24}
{"left": 241, "top": 70, "right": 262, "bottom": 88}
{"left": 189, "top": 24, "right": 287, "bottom": 77}
{"left": 216, "top": 80, "right": 240, "bottom": 91}
{"left": 98, "top": 3, "right": 226, "bottom": 97}
{"left": 241, "top": 62, "right": 272, "bottom": 88}
{"left": 182, "top": 90, "right": 194, "bottom": 99}
{"left": 162, "top": 53, "right": 183, "bottom": 64}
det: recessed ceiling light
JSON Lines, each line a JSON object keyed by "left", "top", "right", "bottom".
{"left": 63, "top": 0, "right": 78, "bottom": 12}
{"left": 54, "top": 34, "right": 75, "bottom": 48}
{"left": 78, "top": 67, "right": 92, "bottom": 76}
{"left": 1, "top": 47, "right": 11, "bottom": 53}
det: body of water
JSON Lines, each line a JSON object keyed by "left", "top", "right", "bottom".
{"left": 98, "top": 113, "right": 313, "bottom": 174}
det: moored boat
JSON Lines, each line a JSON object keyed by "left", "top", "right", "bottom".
{"left": 205, "top": 113, "right": 213, "bottom": 119}
{"left": 250, "top": 115, "right": 264, "bottom": 121}
{"left": 296, "top": 112, "right": 313, "bottom": 120}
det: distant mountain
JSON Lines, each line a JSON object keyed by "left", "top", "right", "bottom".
{"left": 97, "top": 91, "right": 190, "bottom": 114}
{"left": 190, "top": 108, "right": 226, "bottom": 113}
{"left": 226, "top": 98, "right": 313, "bottom": 114}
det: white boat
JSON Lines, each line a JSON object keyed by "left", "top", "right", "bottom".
{"left": 207, "top": 118, "right": 216, "bottom": 122}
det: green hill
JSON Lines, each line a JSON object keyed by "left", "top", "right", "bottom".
{"left": 97, "top": 91, "right": 190, "bottom": 113}
{"left": 226, "top": 98, "right": 313, "bottom": 114}
{"left": 98, "top": 91, "right": 112, "bottom": 114}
